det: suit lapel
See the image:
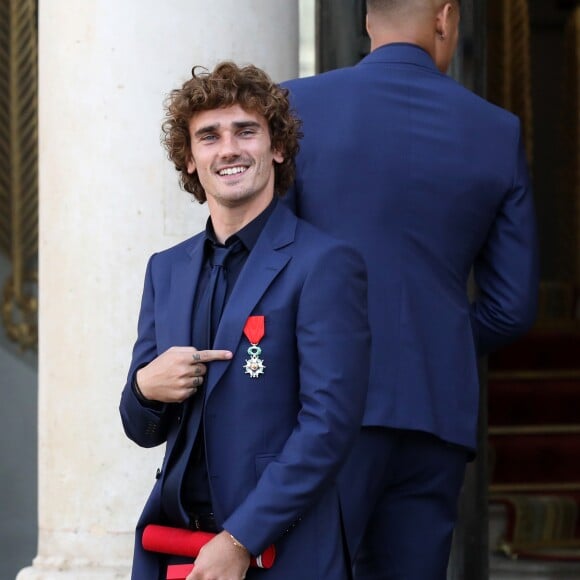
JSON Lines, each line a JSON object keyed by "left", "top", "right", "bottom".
{"left": 164, "top": 235, "right": 205, "bottom": 457}
{"left": 167, "top": 234, "right": 205, "bottom": 348}
{"left": 204, "top": 204, "right": 296, "bottom": 397}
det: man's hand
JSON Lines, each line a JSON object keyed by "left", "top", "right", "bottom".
{"left": 136, "top": 346, "right": 232, "bottom": 403}
{"left": 187, "top": 530, "right": 250, "bottom": 580}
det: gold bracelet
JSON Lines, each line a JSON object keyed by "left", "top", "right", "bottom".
{"left": 229, "top": 533, "right": 248, "bottom": 552}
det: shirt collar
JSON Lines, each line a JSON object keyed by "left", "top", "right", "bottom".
{"left": 358, "top": 42, "right": 438, "bottom": 73}
{"left": 204, "top": 197, "right": 278, "bottom": 252}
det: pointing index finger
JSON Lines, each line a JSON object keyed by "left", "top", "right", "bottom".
{"left": 193, "top": 349, "right": 233, "bottom": 363}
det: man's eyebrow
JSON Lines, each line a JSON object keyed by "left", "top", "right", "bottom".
{"left": 193, "top": 120, "right": 261, "bottom": 138}
{"left": 194, "top": 123, "right": 219, "bottom": 138}
{"left": 232, "top": 120, "right": 261, "bottom": 130}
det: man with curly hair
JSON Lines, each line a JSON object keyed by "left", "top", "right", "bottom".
{"left": 120, "top": 61, "right": 371, "bottom": 580}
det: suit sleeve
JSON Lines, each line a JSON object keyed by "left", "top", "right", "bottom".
{"left": 222, "top": 243, "right": 371, "bottom": 555}
{"left": 470, "top": 126, "right": 539, "bottom": 356}
{"left": 119, "top": 254, "right": 173, "bottom": 448}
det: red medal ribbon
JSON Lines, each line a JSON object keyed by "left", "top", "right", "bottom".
{"left": 243, "top": 315, "right": 265, "bottom": 345}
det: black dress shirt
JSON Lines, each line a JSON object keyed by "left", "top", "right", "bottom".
{"left": 181, "top": 198, "right": 277, "bottom": 511}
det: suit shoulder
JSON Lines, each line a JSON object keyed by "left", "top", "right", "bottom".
{"left": 293, "top": 216, "right": 365, "bottom": 265}
{"left": 284, "top": 67, "right": 352, "bottom": 85}
{"left": 283, "top": 68, "right": 354, "bottom": 98}
{"left": 148, "top": 232, "right": 204, "bottom": 268}
{"left": 160, "top": 232, "right": 203, "bottom": 255}
{"left": 449, "top": 79, "right": 521, "bottom": 133}
{"left": 294, "top": 215, "right": 344, "bottom": 247}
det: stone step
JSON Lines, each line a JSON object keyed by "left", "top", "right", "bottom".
{"left": 489, "top": 328, "right": 580, "bottom": 372}
{"left": 489, "top": 499, "right": 580, "bottom": 579}
{"left": 490, "top": 433, "right": 580, "bottom": 485}
{"left": 489, "top": 372, "right": 580, "bottom": 427}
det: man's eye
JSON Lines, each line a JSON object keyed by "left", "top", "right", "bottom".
{"left": 239, "top": 130, "right": 255, "bottom": 137}
{"left": 201, "top": 134, "right": 217, "bottom": 142}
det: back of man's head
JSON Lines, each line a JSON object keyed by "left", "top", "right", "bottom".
{"left": 365, "top": 0, "right": 460, "bottom": 72}
{"left": 367, "top": 0, "right": 460, "bottom": 13}
{"left": 367, "top": 0, "right": 414, "bottom": 14}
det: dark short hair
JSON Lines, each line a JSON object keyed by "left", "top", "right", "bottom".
{"left": 162, "top": 61, "right": 302, "bottom": 203}
{"left": 367, "top": 0, "right": 460, "bottom": 11}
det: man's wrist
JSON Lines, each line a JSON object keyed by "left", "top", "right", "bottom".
{"left": 133, "top": 376, "right": 150, "bottom": 402}
{"left": 132, "top": 375, "right": 163, "bottom": 410}
{"left": 227, "top": 531, "right": 249, "bottom": 554}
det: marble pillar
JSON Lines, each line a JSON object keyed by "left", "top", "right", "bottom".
{"left": 17, "top": 2, "right": 298, "bottom": 578}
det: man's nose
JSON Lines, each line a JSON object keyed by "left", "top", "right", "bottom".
{"left": 219, "top": 133, "right": 241, "bottom": 157}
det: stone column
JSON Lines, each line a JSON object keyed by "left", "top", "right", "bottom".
{"left": 17, "top": 2, "right": 298, "bottom": 578}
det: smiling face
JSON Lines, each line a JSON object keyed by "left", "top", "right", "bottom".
{"left": 186, "top": 104, "right": 284, "bottom": 212}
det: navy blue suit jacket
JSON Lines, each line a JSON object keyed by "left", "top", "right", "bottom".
{"left": 283, "top": 43, "right": 539, "bottom": 451}
{"left": 120, "top": 203, "right": 370, "bottom": 579}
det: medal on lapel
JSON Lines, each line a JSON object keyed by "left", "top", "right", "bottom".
{"left": 243, "top": 315, "right": 266, "bottom": 378}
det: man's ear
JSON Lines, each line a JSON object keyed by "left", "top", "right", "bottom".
{"left": 186, "top": 154, "right": 196, "bottom": 175}
{"left": 436, "top": 2, "right": 454, "bottom": 39}
{"left": 272, "top": 148, "right": 284, "bottom": 164}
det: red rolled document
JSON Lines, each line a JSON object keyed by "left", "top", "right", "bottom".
{"left": 166, "top": 564, "right": 195, "bottom": 580}
{"left": 142, "top": 524, "right": 276, "bottom": 579}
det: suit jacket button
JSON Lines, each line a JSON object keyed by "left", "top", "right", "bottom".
{"left": 177, "top": 415, "right": 182, "bottom": 424}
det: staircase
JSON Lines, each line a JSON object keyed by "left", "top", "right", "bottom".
{"left": 488, "top": 327, "right": 580, "bottom": 577}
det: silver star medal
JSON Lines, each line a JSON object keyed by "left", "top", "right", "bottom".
{"left": 244, "top": 344, "right": 266, "bottom": 378}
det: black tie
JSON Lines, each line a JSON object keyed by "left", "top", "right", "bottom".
{"left": 195, "top": 240, "right": 243, "bottom": 349}
{"left": 173, "top": 239, "right": 243, "bottom": 515}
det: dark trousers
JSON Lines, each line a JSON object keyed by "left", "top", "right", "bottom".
{"left": 338, "top": 428, "right": 468, "bottom": 580}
